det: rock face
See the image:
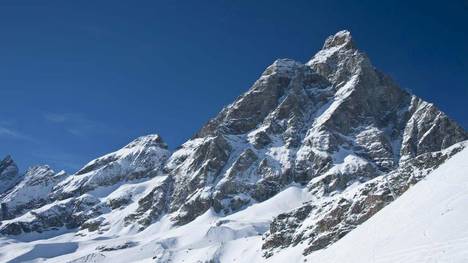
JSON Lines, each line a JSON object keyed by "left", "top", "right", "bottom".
{"left": 262, "top": 143, "right": 465, "bottom": 256}
{"left": 53, "top": 134, "right": 169, "bottom": 199}
{"left": 123, "top": 175, "right": 173, "bottom": 227}
{"left": 0, "top": 30, "right": 466, "bottom": 259}
{"left": 0, "top": 165, "right": 67, "bottom": 219}
{"left": 0, "top": 155, "right": 20, "bottom": 195}
{"left": 0, "top": 134, "right": 170, "bottom": 235}
{"left": 163, "top": 30, "right": 467, "bottom": 226}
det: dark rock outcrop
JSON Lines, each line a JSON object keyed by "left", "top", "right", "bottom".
{"left": 0, "top": 155, "right": 20, "bottom": 195}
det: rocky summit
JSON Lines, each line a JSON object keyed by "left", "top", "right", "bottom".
{"left": 0, "top": 31, "right": 466, "bottom": 262}
{"left": 0, "top": 155, "right": 20, "bottom": 196}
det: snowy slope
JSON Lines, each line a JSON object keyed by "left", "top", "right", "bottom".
{"left": 0, "top": 185, "right": 311, "bottom": 263}
{"left": 1, "top": 166, "right": 67, "bottom": 217}
{"left": 271, "top": 141, "right": 468, "bottom": 263}
{"left": 0, "top": 134, "right": 171, "bottom": 235}
{"left": 305, "top": 141, "right": 468, "bottom": 262}
{"left": 53, "top": 134, "right": 169, "bottom": 197}
{"left": 0, "top": 142, "right": 466, "bottom": 262}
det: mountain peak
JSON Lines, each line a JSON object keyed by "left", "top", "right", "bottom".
{"left": 322, "top": 30, "right": 355, "bottom": 50}
{"left": 307, "top": 30, "right": 367, "bottom": 84}
{"left": 68, "top": 133, "right": 170, "bottom": 194}
{"left": 261, "top": 58, "right": 304, "bottom": 78}
{"left": 0, "top": 154, "right": 20, "bottom": 194}
{"left": 1, "top": 155, "right": 14, "bottom": 164}
{"left": 0, "top": 155, "right": 17, "bottom": 173}
{"left": 125, "top": 134, "right": 168, "bottom": 150}
{"left": 24, "top": 165, "right": 54, "bottom": 176}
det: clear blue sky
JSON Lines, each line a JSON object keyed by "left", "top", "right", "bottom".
{"left": 0, "top": 0, "right": 467, "bottom": 172}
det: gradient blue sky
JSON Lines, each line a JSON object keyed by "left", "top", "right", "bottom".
{"left": 1, "top": 0, "right": 467, "bottom": 172}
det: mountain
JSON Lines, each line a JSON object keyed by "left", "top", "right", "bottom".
{"left": 271, "top": 142, "right": 468, "bottom": 263}
{"left": 0, "top": 30, "right": 466, "bottom": 263}
{"left": 0, "top": 134, "right": 170, "bottom": 235}
{"left": 166, "top": 30, "right": 466, "bottom": 229}
{"left": 0, "top": 165, "right": 67, "bottom": 220}
{"left": 0, "top": 155, "right": 20, "bottom": 196}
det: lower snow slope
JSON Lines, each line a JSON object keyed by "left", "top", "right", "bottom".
{"left": 0, "top": 186, "right": 311, "bottom": 263}
{"left": 296, "top": 142, "right": 468, "bottom": 262}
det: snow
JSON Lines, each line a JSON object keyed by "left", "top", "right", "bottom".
{"left": 53, "top": 134, "right": 169, "bottom": 196}
{"left": 306, "top": 44, "right": 343, "bottom": 65}
{"left": 2, "top": 167, "right": 65, "bottom": 209}
{"left": 0, "top": 144, "right": 467, "bottom": 262}
{"left": 273, "top": 142, "right": 468, "bottom": 263}
{"left": 312, "top": 73, "right": 358, "bottom": 128}
{"left": 0, "top": 185, "right": 311, "bottom": 263}
{"left": 306, "top": 30, "right": 353, "bottom": 66}
{"left": 267, "top": 59, "right": 303, "bottom": 76}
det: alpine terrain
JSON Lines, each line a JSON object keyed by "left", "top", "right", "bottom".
{"left": 0, "top": 30, "right": 467, "bottom": 263}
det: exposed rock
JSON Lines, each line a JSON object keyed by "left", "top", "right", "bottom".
{"left": 165, "top": 30, "right": 466, "bottom": 228}
{"left": 1, "top": 165, "right": 67, "bottom": 218}
{"left": 0, "top": 194, "right": 106, "bottom": 235}
{"left": 0, "top": 134, "right": 170, "bottom": 235}
{"left": 262, "top": 142, "right": 465, "bottom": 256}
{"left": 0, "top": 155, "right": 20, "bottom": 195}
{"left": 124, "top": 176, "right": 173, "bottom": 227}
{"left": 400, "top": 97, "right": 468, "bottom": 159}
{"left": 52, "top": 134, "right": 170, "bottom": 199}
{"left": 96, "top": 241, "right": 138, "bottom": 252}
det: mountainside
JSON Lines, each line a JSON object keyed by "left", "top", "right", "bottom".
{"left": 0, "top": 134, "right": 170, "bottom": 235}
{"left": 273, "top": 142, "right": 468, "bottom": 263}
{"left": 0, "top": 30, "right": 466, "bottom": 263}
{"left": 166, "top": 30, "right": 466, "bottom": 229}
{"left": 0, "top": 155, "right": 21, "bottom": 196}
{"left": 1, "top": 165, "right": 67, "bottom": 219}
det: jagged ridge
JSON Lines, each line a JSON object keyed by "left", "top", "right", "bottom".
{"left": 0, "top": 30, "right": 466, "bottom": 261}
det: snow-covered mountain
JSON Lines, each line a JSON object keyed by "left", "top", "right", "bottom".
{"left": 0, "top": 134, "right": 170, "bottom": 235}
{"left": 0, "top": 30, "right": 466, "bottom": 263}
{"left": 271, "top": 141, "right": 468, "bottom": 263}
{"left": 1, "top": 165, "right": 67, "bottom": 219}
